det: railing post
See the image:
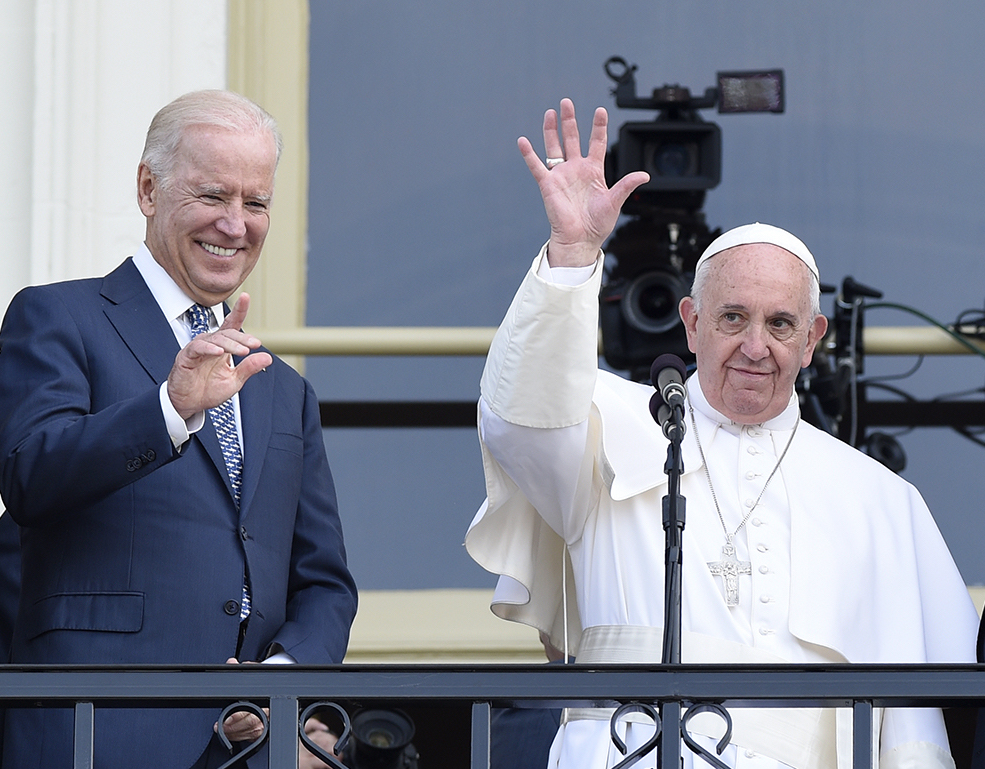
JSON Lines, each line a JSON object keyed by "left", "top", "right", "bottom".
{"left": 471, "top": 700, "right": 491, "bottom": 769}
{"left": 270, "top": 696, "right": 300, "bottom": 768}
{"left": 73, "top": 701, "right": 94, "bottom": 769}
{"left": 660, "top": 700, "right": 681, "bottom": 769}
{"left": 853, "top": 700, "right": 873, "bottom": 769}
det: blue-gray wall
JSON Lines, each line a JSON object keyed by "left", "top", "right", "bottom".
{"left": 306, "top": 2, "right": 985, "bottom": 590}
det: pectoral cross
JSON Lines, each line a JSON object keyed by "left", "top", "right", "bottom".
{"left": 707, "top": 538, "right": 751, "bottom": 607}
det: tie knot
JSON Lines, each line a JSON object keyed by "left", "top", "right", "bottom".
{"left": 187, "top": 304, "right": 213, "bottom": 338}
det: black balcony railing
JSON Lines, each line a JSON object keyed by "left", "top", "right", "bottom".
{"left": 1, "top": 663, "right": 983, "bottom": 769}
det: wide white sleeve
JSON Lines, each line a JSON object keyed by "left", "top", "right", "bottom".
{"left": 479, "top": 245, "right": 602, "bottom": 429}
{"left": 475, "top": 243, "right": 606, "bottom": 541}
{"left": 465, "top": 244, "right": 605, "bottom": 648}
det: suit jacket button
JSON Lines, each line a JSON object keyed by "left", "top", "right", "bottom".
{"left": 223, "top": 600, "right": 240, "bottom": 616}
{"left": 240, "top": 526, "right": 248, "bottom": 541}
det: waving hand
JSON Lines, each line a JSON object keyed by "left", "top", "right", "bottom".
{"left": 517, "top": 98, "right": 649, "bottom": 268}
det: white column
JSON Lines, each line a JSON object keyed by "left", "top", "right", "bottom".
{"left": 0, "top": 1, "right": 36, "bottom": 310}
{"left": 0, "top": 0, "right": 228, "bottom": 311}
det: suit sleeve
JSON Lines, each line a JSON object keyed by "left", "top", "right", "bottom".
{"left": 0, "top": 285, "right": 178, "bottom": 527}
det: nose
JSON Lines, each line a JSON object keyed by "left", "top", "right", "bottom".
{"left": 215, "top": 202, "right": 248, "bottom": 239}
{"left": 740, "top": 323, "right": 771, "bottom": 361}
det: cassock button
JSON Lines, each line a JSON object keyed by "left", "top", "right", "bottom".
{"left": 759, "top": 595, "right": 772, "bottom": 603}
{"left": 223, "top": 600, "right": 240, "bottom": 616}
{"left": 759, "top": 565, "right": 769, "bottom": 574}
{"left": 756, "top": 543, "right": 768, "bottom": 553}
{"left": 751, "top": 517, "right": 762, "bottom": 527}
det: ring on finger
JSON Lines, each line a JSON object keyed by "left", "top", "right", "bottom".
{"left": 545, "top": 157, "right": 565, "bottom": 168}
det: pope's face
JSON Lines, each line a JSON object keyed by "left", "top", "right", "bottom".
{"left": 137, "top": 123, "right": 277, "bottom": 307}
{"left": 679, "top": 244, "right": 828, "bottom": 425}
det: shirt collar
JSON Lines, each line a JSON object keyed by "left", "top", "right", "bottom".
{"left": 131, "top": 243, "right": 226, "bottom": 324}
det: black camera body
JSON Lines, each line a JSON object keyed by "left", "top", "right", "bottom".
{"left": 600, "top": 215, "right": 717, "bottom": 377}
{"left": 599, "top": 58, "right": 783, "bottom": 379}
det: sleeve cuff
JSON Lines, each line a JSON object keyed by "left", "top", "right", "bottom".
{"left": 159, "top": 382, "right": 204, "bottom": 448}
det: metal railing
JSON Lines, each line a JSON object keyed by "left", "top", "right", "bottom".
{"left": 13, "top": 326, "right": 974, "bottom": 768}
{"left": 3, "top": 663, "right": 983, "bottom": 768}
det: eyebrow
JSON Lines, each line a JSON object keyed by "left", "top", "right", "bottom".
{"left": 718, "top": 304, "right": 801, "bottom": 322}
{"left": 196, "top": 184, "right": 272, "bottom": 205}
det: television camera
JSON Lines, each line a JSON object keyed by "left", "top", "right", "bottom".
{"left": 599, "top": 56, "right": 784, "bottom": 379}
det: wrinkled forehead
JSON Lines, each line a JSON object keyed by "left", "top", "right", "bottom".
{"left": 705, "top": 244, "right": 816, "bottom": 313}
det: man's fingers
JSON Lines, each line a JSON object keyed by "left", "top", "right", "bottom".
{"left": 234, "top": 351, "right": 273, "bottom": 383}
{"left": 223, "top": 292, "right": 251, "bottom": 331}
{"left": 221, "top": 707, "right": 270, "bottom": 741}
{"left": 609, "top": 170, "right": 651, "bottom": 209}
{"left": 542, "top": 107, "right": 563, "bottom": 160}
{"left": 586, "top": 107, "right": 610, "bottom": 162}
{"left": 304, "top": 717, "right": 331, "bottom": 735}
{"left": 558, "top": 98, "right": 582, "bottom": 160}
{"left": 518, "top": 136, "right": 548, "bottom": 182}
{"left": 182, "top": 337, "right": 241, "bottom": 361}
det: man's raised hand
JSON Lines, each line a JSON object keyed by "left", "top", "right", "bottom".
{"left": 167, "top": 293, "right": 273, "bottom": 420}
{"left": 517, "top": 98, "right": 649, "bottom": 268}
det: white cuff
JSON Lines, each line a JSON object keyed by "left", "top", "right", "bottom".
{"left": 159, "top": 382, "right": 204, "bottom": 449}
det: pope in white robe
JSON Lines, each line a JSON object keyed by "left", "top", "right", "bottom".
{"left": 464, "top": 99, "right": 979, "bottom": 769}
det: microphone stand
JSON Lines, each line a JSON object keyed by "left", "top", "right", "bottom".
{"left": 659, "top": 402, "right": 686, "bottom": 665}
{"left": 635, "top": 376, "right": 688, "bottom": 769}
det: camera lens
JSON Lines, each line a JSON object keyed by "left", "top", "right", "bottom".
{"left": 622, "top": 271, "right": 690, "bottom": 335}
{"left": 654, "top": 144, "right": 688, "bottom": 176}
{"left": 647, "top": 140, "right": 698, "bottom": 178}
{"left": 350, "top": 709, "right": 416, "bottom": 767}
{"left": 365, "top": 727, "right": 399, "bottom": 748}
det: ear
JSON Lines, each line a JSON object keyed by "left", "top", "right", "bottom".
{"left": 802, "top": 313, "right": 829, "bottom": 368}
{"left": 679, "top": 296, "right": 699, "bottom": 354}
{"left": 136, "top": 164, "right": 157, "bottom": 217}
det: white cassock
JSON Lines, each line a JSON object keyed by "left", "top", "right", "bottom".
{"left": 465, "top": 246, "right": 980, "bottom": 769}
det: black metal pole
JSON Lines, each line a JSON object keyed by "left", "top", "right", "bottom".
{"left": 661, "top": 404, "right": 686, "bottom": 665}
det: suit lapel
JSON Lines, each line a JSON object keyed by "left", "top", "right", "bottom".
{"left": 99, "top": 259, "right": 232, "bottom": 500}
{"left": 100, "top": 259, "right": 179, "bottom": 386}
{"left": 236, "top": 351, "right": 274, "bottom": 517}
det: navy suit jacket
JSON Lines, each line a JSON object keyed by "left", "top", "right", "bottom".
{"left": 0, "top": 259, "right": 358, "bottom": 768}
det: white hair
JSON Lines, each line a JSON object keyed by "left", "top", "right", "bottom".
{"left": 139, "top": 90, "right": 282, "bottom": 189}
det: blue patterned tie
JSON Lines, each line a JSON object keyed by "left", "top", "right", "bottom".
{"left": 187, "top": 304, "right": 251, "bottom": 621}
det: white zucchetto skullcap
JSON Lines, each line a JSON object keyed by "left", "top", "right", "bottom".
{"left": 695, "top": 222, "right": 819, "bottom": 282}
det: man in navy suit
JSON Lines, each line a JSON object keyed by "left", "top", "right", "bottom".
{"left": 0, "top": 90, "right": 357, "bottom": 768}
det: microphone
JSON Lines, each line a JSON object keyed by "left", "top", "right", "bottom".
{"left": 649, "top": 354, "right": 689, "bottom": 440}
{"left": 650, "top": 354, "right": 688, "bottom": 409}
{"left": 649, "top": 390, "right": 672, "bottom": 431}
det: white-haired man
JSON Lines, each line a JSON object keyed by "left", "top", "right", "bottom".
{"left": 0, "top": 90, "right": 357, "bottom": 769}
{"left": 466, "top": 98, "right": 978, "bottom": 769}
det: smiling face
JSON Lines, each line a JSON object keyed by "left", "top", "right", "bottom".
{"left": 679, "top": 243, "right": 828, "bottom": 424}
{"left": 137, "top": 123, "right": 277, "bottom": 307}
